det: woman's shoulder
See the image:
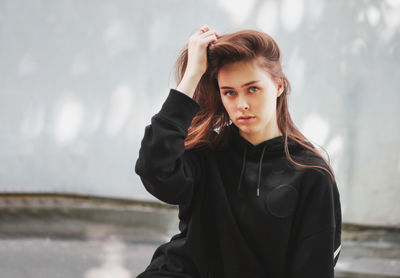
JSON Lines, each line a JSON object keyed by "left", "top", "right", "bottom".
{"left": 293, "top": 146, "right": 327, "bottom": 163}
{"left": 290, "top": 140, "right": 329, "bottom": 164}
{"left": 291, "top": 146, "right": 335, "bottom": 180}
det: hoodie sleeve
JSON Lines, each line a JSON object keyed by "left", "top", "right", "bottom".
{"left": 287, "top": 171, "right": 342, "bottom": 278}
{"left": 134, "top": 88, "right": 203, "bottom": 206}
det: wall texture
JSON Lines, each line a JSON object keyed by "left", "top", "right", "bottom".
{"left": 1, "top": 0, "right": 399, "bottom": 226}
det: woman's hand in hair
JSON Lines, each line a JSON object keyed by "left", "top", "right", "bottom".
{"left": 176, "top": 24, "right": 220, "bottom": 98}
{"left": 186, "top": 24, "right": 219, "bottom": 77}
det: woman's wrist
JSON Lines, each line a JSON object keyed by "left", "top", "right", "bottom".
{"left": 176, "top": 73, "right": 203, "bottom": 98}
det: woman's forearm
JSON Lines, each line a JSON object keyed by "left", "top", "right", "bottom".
{"left": 176, "top": 73, "right": 203, "bottom": 99}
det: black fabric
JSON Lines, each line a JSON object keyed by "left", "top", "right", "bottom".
{"left": 135, "top": 88, "right": 342, "bottom": 278}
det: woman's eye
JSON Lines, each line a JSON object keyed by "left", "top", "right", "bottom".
{"left": 249, "top": 86, "right": 259, "bottom": 93}
{"left": 224, "top": 91, "right": 235, "bottom": 96}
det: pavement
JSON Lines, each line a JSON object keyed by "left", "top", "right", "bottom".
{"left": 1, "top": 193, "right": 400, "bottom": 278}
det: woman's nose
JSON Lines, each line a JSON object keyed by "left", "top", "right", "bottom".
{"left": 237, "top": 97, "right": 249, "bottom": 110}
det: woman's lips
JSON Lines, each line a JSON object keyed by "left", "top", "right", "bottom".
{"left": 237, "top": 116, "right": 255, "bottom": 123}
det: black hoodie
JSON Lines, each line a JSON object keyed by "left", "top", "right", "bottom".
{"left": 135, "top": 88, "right": 342, "bottom": 278}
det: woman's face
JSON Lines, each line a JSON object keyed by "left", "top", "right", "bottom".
{"left": 217, "top": 59, "right": 283, "bottom": 145}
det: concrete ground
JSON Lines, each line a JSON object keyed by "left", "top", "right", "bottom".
{"left": 1, "top": 193, "right": 400, "bottom": 278}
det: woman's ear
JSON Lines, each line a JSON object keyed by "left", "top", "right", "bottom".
{"left": 277, "top": 78, "right": 284, "bottom": 97}
{"left": 277, "top": 84, "right": 283, "bottom": 97}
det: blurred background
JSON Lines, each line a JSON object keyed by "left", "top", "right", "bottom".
{"left": 1, "top": 0, "right": 399, "bottom": 277}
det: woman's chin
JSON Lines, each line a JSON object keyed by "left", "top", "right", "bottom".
{"left": 237, "top": 125, "right": 255, "bottom": 135}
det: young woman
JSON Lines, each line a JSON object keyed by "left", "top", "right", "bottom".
{"left": 135, "top": 24, "right": 342, "bottom": 278}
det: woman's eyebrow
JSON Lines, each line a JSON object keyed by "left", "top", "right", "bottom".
{"left": 220, "top": 80, "right": 260, "bottom": 89}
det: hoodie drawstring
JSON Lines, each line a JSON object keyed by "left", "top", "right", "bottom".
{"left": 237, "top": 144, "right": 268, "bottom": 197}
{"left": 257, "top": 145, "right": 267, "bottom": 197}
{"left": 237, "top": 145, "right": 247, "bottom": 195}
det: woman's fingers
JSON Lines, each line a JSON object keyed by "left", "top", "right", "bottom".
{"left": 200, "top": 24, "right": 209, "bottom": 33}
{"left": 190, "top": 27, "right": 219, "bottom": 48}
{"left": 199, "top": 29, "right": 218, "bottom": 39}
{"left": 202, "top": 33, "right": 218, "bottom": 45}
{"left": 193, "top": 25, "right": 218, "bottom": 40}
{"left": 192, "top": 24, "right": 209, "bottom": 36}
{"left": 197, "top": 29, "right": 219, "bottom": 47}
{"left": 200, "top": 25, "right": 220, "bottom": 38}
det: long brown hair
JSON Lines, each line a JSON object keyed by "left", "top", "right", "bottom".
{"left": 172, "top": 29, "right": 335, "bottom": 182}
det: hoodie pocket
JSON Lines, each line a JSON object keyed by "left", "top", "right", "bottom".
{"left": 264, "top": 184, "right": 298, "bottom": 218}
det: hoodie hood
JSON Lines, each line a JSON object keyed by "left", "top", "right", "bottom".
{"left": 228, "top": 124, "right": 306, "bottom": 198}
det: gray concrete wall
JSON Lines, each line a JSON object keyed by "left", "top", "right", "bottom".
{"left": 1, "top": 0, "right": 399, "bottom": 227}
